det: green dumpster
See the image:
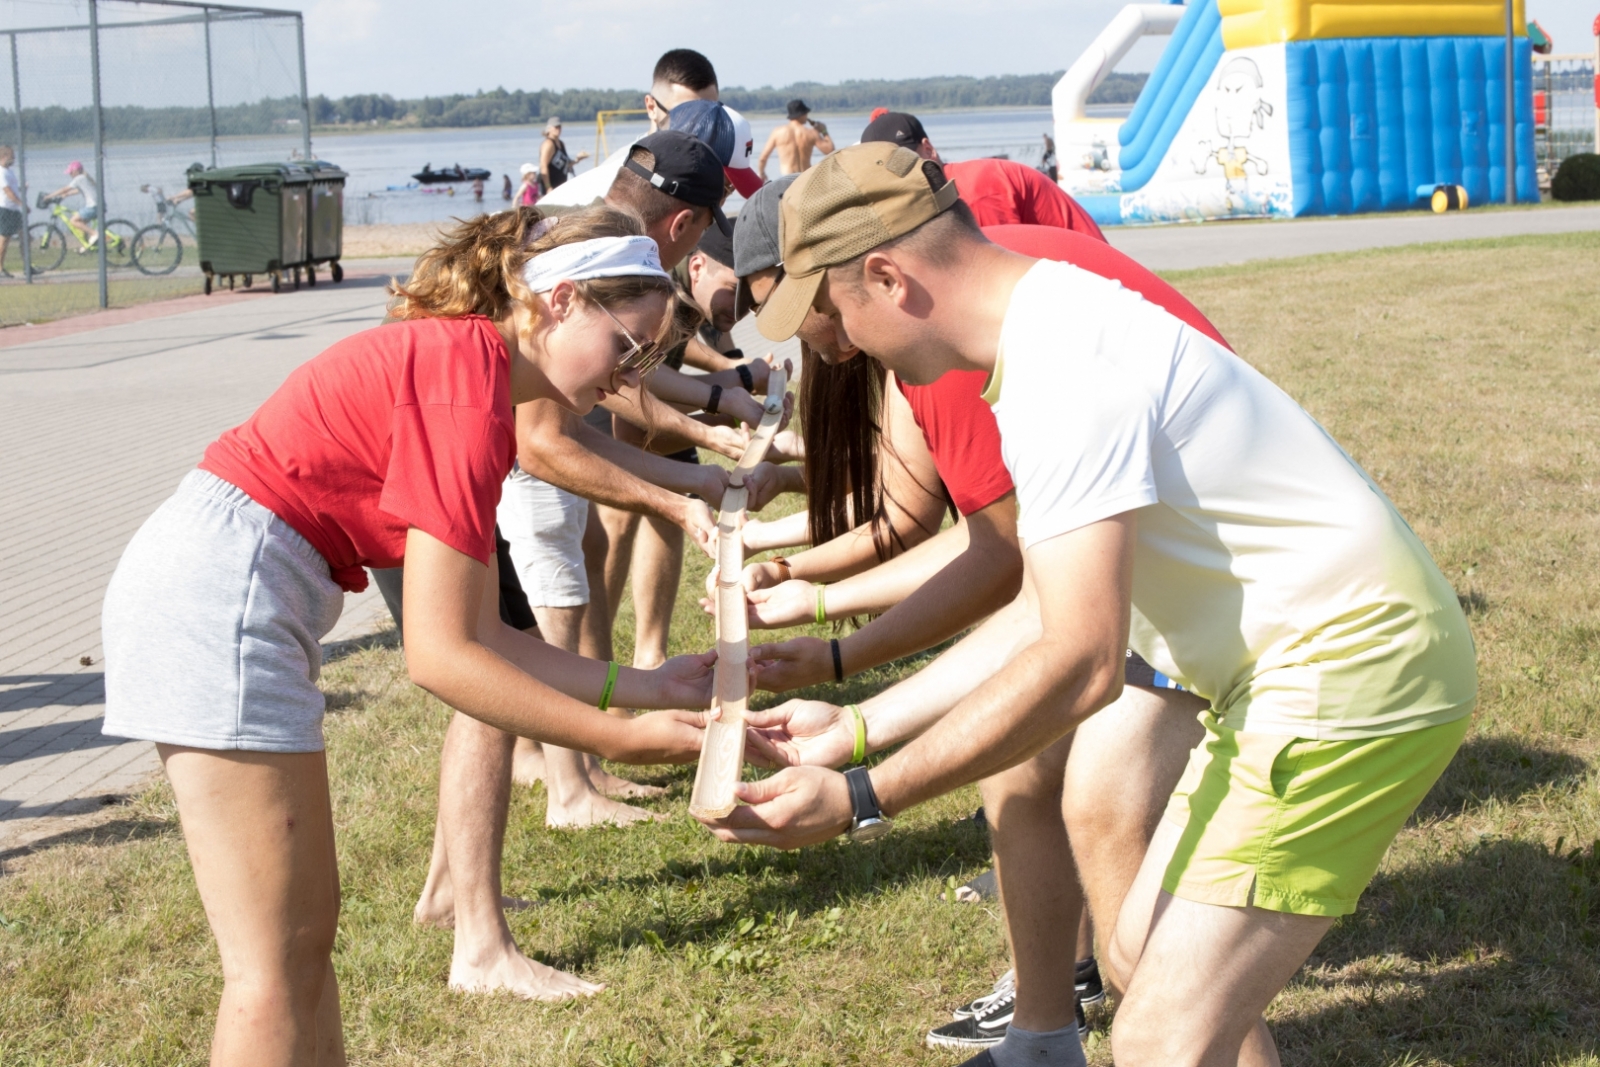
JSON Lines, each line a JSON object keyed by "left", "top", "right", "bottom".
{"left": 304, "top": 161, "right": 346, "bottom": 285}
{"left": 188, "top": 162, "right": 343, "bottom": 294}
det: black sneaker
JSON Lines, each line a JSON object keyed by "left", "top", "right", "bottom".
{"left": 1075, "top": 956, "right": 1105, "bottom": 1007}
{"left": 953, "top": 970, "right": 1014, "bottom": 1019}
{"left": 927, "top": 986, "right": 1014, "bottom": 1049}
{"left": 1076, "top": 995, "right": 1089, "bottom": 1039}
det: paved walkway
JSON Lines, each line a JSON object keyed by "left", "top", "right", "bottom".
{"left": 0, "top": 262, "right": 409, "bottom": 852}
{"left": 1105, "top": 203, "right": 1600, "bottom": 271}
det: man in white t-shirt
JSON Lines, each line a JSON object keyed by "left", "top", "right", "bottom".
{"left": 0, "top": 146, "right": 23, "bottom": 276}
{"left": 704, "top": 143, "right": 1476, "bottom": 1067}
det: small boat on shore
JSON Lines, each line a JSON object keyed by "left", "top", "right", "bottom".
{"left": 412, "top": 163, "right": 492, "bottom": 184}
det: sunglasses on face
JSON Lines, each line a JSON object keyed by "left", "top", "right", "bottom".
{"left": 598, "top": 302, "right": 667, "bottom": 377}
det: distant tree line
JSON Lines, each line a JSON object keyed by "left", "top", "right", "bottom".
{"left": 0, "top": 73, "right": 1149, "bottom": 144}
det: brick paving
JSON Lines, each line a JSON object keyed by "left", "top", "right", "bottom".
{"left": 0, "top": 262, "right": 410, "bottom": 851}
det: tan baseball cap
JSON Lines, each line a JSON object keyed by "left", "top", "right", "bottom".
{"left": 755, "top": 142, "right": 961, "bottom": 342}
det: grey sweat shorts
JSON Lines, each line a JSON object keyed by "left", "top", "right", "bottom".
{"left": 101, "top": 470, "right": 344, "bottom": 752}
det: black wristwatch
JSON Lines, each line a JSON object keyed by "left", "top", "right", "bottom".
{"left": 706, "top": 384, "right": 723, "bottom": 415}
{"left": 844, "top": 766, "right": 893, "bottom": 842}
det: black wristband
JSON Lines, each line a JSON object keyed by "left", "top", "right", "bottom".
{"left": 736, "top": 363, "right": 754, "bottom": 391}
{"left": 724, "top": 347, "right": 745, "bottom": 362}
{"left": 830, "top": 637, "right": 844, "bottom": 683}
{"left": 706, "top": 384, "right": 722, "bottom": 415}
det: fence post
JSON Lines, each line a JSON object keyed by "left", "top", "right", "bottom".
{"left": 88, "top": 0, "right": 108, "bottom": 308}
{"left": 295, "top": 13, "right": 312, "bottom": 161}
{"left": 10, "top": 31, "right": 30, "bottom": 284}
{"left": 1504, "top": 0, "right": 1516, "bottom": 203}
{"left": 204, "top": 6, "right": 218, "bottom": 168}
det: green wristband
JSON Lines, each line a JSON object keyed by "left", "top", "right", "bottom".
{"left": 598, "top": 660, "right": 619, "bottom": 712}
{"left": 814, "top": 583, "right": 827, "bottom": 625}
{"left": 846, "top": 704, "right": 866, "bottom": 764}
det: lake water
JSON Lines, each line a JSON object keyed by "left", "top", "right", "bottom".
{"left": 8, "top": 105, "right": 1130, "bottom": 229}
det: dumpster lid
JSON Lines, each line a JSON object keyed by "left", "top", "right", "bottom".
{"left": 188, "top": 162, "right": 318, "bottom": 186}
{"left": 302, "top": 160, "right": 347, "bottom": 181}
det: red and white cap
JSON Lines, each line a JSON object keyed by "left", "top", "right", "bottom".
{"left": 721, "top": 105, "right": 764, "bottom": 199}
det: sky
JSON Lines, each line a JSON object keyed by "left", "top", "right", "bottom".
{"left": 0, "top": 0, "right": 1595, "bottom": 101}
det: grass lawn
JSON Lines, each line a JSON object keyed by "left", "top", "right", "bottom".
{"left": 3, "top": 232, "right": 1600, "bottom": 1066}
{"left": 0, "top": 271, "right": 205, "bottom": 327}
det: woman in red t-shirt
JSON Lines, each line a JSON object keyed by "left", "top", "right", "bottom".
{"left": 100, "top": 206, "right": 714, "bottom": 1063}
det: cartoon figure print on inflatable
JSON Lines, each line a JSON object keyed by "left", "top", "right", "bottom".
{"left": 1055, "top": 0, "right": 1542, "bottom": 225}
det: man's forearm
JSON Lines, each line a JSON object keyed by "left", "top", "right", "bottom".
{"left": 518, "top": 403, "right": 701, "bottom": 521}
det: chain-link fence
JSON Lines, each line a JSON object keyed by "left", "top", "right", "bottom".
{"left": 0, "top": 0, "right": 308, "bottom": 326}
{"left": 1533, "top": 51, "right": 1598, "bottom": 190}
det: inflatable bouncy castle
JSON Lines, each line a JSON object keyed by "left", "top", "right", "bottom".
{"left": 1055, "top": 0, "right": 1540, "bottom": 224}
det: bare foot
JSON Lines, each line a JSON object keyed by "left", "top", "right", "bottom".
{"left": 511, "top": 738, "right": 547, "bottom": 788}
{"left": 587, "top": 758, "right": 668, "bottom": 799}
{"left": 414, "top": 891, "right": 540, "bottom": 930}
{"left": 545, "top": 792, "right": 665, "bottom": 829}
{"left": 450, "top": 946, "right": 604, "bottom": 1002}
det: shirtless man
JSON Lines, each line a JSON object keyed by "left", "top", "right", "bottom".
{"left": 758, "top": 99, "right": 834, "bottom": 178}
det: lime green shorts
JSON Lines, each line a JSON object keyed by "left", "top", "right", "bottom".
{"left": 1160, "top": 712, "right": 1470, "bottom": 917}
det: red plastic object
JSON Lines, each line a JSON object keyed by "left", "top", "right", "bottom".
{"left": 1535, "top": 90, "right": 1548, "bottom": 125}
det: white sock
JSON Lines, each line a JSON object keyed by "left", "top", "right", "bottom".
{"left": 987, "top": 1022, "right": 1086, "bottom": 1067}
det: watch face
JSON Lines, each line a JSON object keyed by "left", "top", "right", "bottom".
{"left": 850, "top": 817, "right": 893, "bottom": 843}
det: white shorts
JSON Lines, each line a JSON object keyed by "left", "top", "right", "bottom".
{"left": 102, "top": 470, "right": 344, "bottom": 752}
{"left": 496, "top": 465, "right": 589, "bottom": 609}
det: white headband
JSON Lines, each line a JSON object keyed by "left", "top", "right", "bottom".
{"left": 522, "top": 235, "right": 670, "bottom": 293}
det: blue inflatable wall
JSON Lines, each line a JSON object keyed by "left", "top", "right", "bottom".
{"left": 1285, "top": 36, "right": 1538, "bottom": 213}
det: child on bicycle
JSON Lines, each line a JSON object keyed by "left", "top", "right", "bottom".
{"left": 47, "top": 161, "right": 100, "bottom": 248}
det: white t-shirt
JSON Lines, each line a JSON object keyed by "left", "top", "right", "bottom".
{"left": 985, "top": 259, "right": 1475, "bottom": 739}
{"left": 1, "top": 164, "right": 21, "bottom": 207}
{"left": 69, "top": 173, "right": 99, "bottom": 208}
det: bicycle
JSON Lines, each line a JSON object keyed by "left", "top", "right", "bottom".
{"left": 130, "top": 184, "right": 194, "bottom": 275}
{"left": 24, "top": 192, "right": 136, "bottom": 273}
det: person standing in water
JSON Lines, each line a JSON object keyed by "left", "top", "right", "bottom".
{"left": 502, "top": 174, "right": 513, "bottom": 201}
{"left": 757, "top": 99, "right": 834, "bottom": 179}
{"left": 540, "top": 117, "right": 589, "bottom": 193}
{"left": 516, "top": 163, "right": 540, "bottom": 207}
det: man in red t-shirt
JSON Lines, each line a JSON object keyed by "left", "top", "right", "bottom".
{"left": 860, "top": 111, "right": 1105, "bottom": 239}
{"left": 736, "top": 215, "right": 1218, "bottom": 1055}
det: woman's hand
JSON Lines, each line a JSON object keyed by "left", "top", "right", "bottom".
{"left": 767, "top": 429, "right": 805, "bottom": 464}
{"left": 610, "top": 710, "right": 707, "bottom": 765}
{"left": 718, "top": 386, "right": 766, "bottom": 428}
{"left": 741, "top": 463, "right": 784, "bottom": 512}
{"left": 749, "top": 636, "right": 834, "bottom": 691}
{"left": 703, "top": 423, "right": 751, "bottom": 460}
{"left": 651, "top": 651, "right": 718, "bottom": 708}
{"left": 743, "top": 698, "right": 855, "bottom": 768}
{"left": 741, "top": 559, "right": 790, "bottom": 592}
{"left": 746, "top": 579, "right": 822, "bottom": 629}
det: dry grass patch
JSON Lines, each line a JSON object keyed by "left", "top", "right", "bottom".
{"left": 3, "top": 232, "right": 1599, "bottom": 1065}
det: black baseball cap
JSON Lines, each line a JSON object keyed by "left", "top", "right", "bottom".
{"left": 695, "top": 221, "right": 736, "bottom": 269}
{"left": 624, "top": 130, "right": 732, "bottom": 235}
{"left": 786, "top": 98, "right": 811, "bottom": 120}
{"left": 860, "top": 111, "right": 929, "bottom": 150}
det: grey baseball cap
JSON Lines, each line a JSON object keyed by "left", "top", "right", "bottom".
{"left": 733, "top": 172, "right": 798, "bottom": 320}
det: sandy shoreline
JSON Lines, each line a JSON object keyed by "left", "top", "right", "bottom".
{"left": 342, "top": 222, "right": 449, "bottom": 259}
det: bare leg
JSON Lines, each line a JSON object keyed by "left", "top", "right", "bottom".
{"left": 1107, "top": 820, "right": 1333, "bottom": 1067}
{"left": 159, "top": 745, "right": 346, "bottom": 1067}
{"left": 417, "top": 712, "right": 602, "bottom": 1000}
{"left": 597, "top": 504, "right": 641, "bottom": 632}
{"left": 579, "top": 502, "right": 614, "bottom": 663}
{"left": 1064, "top": 685, "right": 1207, "bottom": 990}
{"left": 981, "top": 734, "right": 1081, "bottom": 1034}
{"left": 1077, "top": 909, "right": 1095, "bottom": 961}
{"left": 629, "top": 515, "right": 683, "bottom": 670}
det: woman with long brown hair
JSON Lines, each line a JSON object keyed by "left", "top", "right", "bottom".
{"left": 100, "top": 205, "right": 712, "bottom": 1065}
